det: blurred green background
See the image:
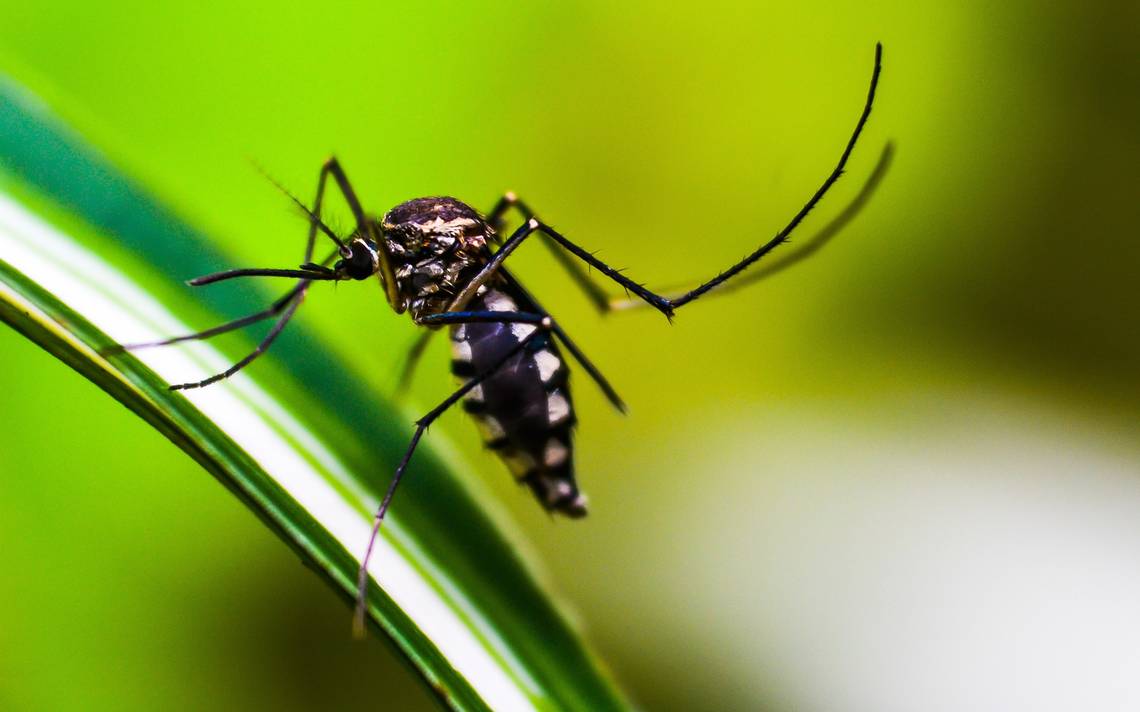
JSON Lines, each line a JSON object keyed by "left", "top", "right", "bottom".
{"left": 1, "top": 2, "right": 1137, "bottom": 710}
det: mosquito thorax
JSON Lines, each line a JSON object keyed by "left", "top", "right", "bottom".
{"left": 379, "top": 197, "right": 495, "bottom": 319}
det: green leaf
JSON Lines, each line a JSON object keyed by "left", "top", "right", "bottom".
{"left": 0, "top": 77, "right": 630, "bottom": 711}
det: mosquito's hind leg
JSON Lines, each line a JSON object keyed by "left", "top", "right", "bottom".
{"left": 354, "top": 313, "right": 550, "bottom": 636}
{"left": 490, "top": 138, "right": 891, "bottom": 316}
{"left": 605, "top": 141, "right": 895, "bottom": 311}
{"left": 485, "top": 192, "right": 614, "bottom": 314}
{"left": 481, "top": 44, "right": 883, "bottom": 318}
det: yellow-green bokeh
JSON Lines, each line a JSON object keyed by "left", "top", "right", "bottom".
{"left": 1, "top": 2, "right": 1136, "bottom": 710}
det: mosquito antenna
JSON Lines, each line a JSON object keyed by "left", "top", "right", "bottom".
{"left": 251, "top": 160, "right": 351, "bottom": 256}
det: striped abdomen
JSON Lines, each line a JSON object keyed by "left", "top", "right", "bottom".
{"left": 449, "top": 286, "right": 586, "bottom": 517}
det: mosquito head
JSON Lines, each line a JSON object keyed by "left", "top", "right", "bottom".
{"left": 334, "top": 238, "right": 380, "bottom": 280}
{"left": 380, "top": 197, "right": 491, "bottom": 260}
{"left": 377, "top": 197, "right": 494, "bottom": 319}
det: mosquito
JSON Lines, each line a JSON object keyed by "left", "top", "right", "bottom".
{"left": 117, "top": 44, "right": 884, "bottom": 633}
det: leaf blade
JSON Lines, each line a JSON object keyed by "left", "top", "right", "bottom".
{"left": 0, "top": 78, "right": 629, "bottom": 712}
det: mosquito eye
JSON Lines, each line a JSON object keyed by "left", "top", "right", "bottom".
{"left": 339, "top": 248, "right": 373, "bottom": 280}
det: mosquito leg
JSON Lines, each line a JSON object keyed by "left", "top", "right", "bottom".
{"left": 478, "top": 44, "right": 883, "bottom": 319}
{"left": 665, "top": 44, "right": 882, "bottom": 309}
{"left": 485, "top": 190, "right": 525, "bottom": 231}
{"left": 168, "top": 291, "right": 306, "bottom": 391}
{"left": 606, "top": 140, "right": 896, "bottom": 311}
{"left": 118, "top": 155, "right": 361, "bottom": 380}
{"left": 111, "top": 283, "right": 308, "bottom": 353}
{"left": 316, "top": 157, "right": 402, "bottom": 308}
{"left": 548, "top": 322, "right": 624, "bottom": 412}
{"left": 304, "top": 160, "right": 335, "bottom": 263}
{"left": 353, "top": 317, "right": 549, "bottom": 636}
{"left": 485, "top": 192, "right": 613, "bottom": 314}
{"left": 443, "top": 219, "right": 543, "bottom": 312}
{"left": 157, "top": 160, "right": 365, "bottom": 381}
{"left": 415, "top": 311, "right": 548, "bottom": 327}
